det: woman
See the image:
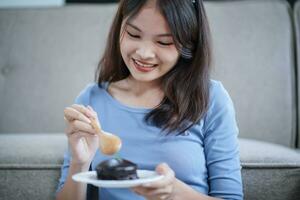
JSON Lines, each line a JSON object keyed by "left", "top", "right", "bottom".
{"left": 56, "top": 0, "right": 243, "bottom": 199}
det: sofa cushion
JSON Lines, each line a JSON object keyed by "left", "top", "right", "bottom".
{"left": 0, "top": 133, "right": 67, "bottom": 167}
{"left": 240, "top": 138, "right": 300, "bottom": 167}
{"left": 1, "top": 134, "right": 299, "bottom": 200}
{"left": 0, "top": 133, "right": 67, "bottom": 200}
{"left": 294, "top": 1, "right": 300, "bottom": 148}
{"left": 0, "top": 4, "right": 117, "bottom": 133}
{"left": 239, "top": 138, "right": 300, "bottom": 200}
{"left": 207, "top": 0, "right": 297, "bottom": 147}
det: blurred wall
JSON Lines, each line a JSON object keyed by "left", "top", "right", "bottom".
{"left": 0, "top": 0, "right": 64, "bottom": 7}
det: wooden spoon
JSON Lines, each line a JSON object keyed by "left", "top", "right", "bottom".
{"left": 90, "top": 118, "right": 122, "bottom": 155}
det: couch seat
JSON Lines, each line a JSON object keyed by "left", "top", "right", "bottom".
{"left": 0, "top": 134, "right": 299, "bottom": 200}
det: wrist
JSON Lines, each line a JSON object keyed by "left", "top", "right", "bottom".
{"left": 172, "top": 179, "right": 219, "bottom": 200}
{"left": 172, "top": 178, "right": 200, "bottom": 200}
{"left": 70, "top": 160, "right": 90, "bottom": 172}
{"left": 172, "top": 178, "right": 183, "bottom": 200}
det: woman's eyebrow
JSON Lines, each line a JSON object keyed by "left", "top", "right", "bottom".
{"left": 127, "top": 22, "right": 141, "bottom": 32}
{"left": 126, "top": 22, "right": 172, "bottom": 37}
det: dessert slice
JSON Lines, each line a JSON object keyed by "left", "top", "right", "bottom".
{"left": 96, "top": 158, "right": 138, "bottom": 180}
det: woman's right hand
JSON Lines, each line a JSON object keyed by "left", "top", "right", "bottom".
{"left": 63, "top": 104, "right": 99, "bottom": 168}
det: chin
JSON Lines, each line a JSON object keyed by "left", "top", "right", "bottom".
{"left": 131, "top": 74, "right": 160, "bottom": 83}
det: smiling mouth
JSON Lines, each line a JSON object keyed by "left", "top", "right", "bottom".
{"left": 132, "top": 58, "right": 158, "bottom": 73}
{"left": 132, "top": 58, "right": 157, "bottom": 67}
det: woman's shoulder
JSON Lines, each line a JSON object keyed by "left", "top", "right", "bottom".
{"left": 201, "top": 80, "right": 237, "bottom": 133}
{"left": 209, "top": 79, "right": 233, "bottom": 107}
{"left": 205, "top": 80, "right": 236, "bottom": 121}
{"left": 74, "top": 82, "right": 107, "bottom": 105}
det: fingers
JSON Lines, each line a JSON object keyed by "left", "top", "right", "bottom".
{"left": 87, "top": 105, "right": 98, "bottom": 118}
{"left": 64, "top": 105, "right": 92, "bottom": 123}
{"left": 73, "top": 104, "right": 97, "bottom": 119}
{"left": 64, "top": 104, "right": 100, "bottom": 136}
{"left": 142, "top": 163, "right": 175, "bottom": 188}
{"left": 71, "top": 131, "right": 98, "bottom": 139}
{"left": 131, "top": 163, "right": 175, "bottom": 199}
{"left": 132, "top": 186, "right": 171, "bottom": 197}
{"left": 66, "top": 104, "right": 101, "bottom": 130}
{"left": 143, "top": 187, "right": 172, "bottom": 197}
{"left": 66, "top": 120, "right": 96, "bottom": 135}
{"left": 87, "top": 105, "right": 101, "bottom": 130}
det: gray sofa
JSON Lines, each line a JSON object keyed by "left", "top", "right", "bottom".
{"left": 1, "top": 1, "right": 300, "bottom": 199}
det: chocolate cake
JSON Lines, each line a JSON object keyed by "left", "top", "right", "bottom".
{"left": 96, "top": 158, "right": 138, "bottom": 180}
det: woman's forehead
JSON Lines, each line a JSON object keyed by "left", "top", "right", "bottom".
{"left": 125, "top": 4, "right": 171, "bottom": 35}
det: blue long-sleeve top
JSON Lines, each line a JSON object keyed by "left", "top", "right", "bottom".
{"left": 56, "top": 80, "right": 243, "bottom": 200}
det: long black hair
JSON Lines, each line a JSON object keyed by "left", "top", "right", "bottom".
{"left": 96, "top": 0, "right": 212, "bottom": 135}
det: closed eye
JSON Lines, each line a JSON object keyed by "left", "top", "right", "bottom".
{"left": 127, "top": 31, "right": 140, "bottom": 38}
{"left": 158, "top": 41, "right": 174, "bottom": 46}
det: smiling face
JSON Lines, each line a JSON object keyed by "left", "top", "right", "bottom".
{"left": 119, "top": 1, "right": 180, "bottom": 84}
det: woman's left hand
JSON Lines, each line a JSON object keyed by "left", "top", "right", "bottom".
{"left": 131, "top": 163, "right": 177, "bottom": 200}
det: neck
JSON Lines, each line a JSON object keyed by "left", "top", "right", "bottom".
{"left": 126, "top": 76, "right": 163, "bottom": 97}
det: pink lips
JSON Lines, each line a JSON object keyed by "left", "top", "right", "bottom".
{"left": 132, "top": 59, "right": 157, "bottom": 73}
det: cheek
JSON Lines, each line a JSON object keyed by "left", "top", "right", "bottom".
{"left": 160, "top": 48, "right": 179, "bottom": 67}
{"left": 120, "top": 38, "right": 135, "bottom": 60}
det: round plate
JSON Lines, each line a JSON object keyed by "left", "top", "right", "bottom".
{"left": 72, "top": 170, "right": 164, "bottom": 188}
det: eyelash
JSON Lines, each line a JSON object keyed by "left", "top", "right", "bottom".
{"left": 126, "top": 31, "right": 173, "bottom": 46}
{"left": 127, "top": 31, "right": 140, "bottom": 38}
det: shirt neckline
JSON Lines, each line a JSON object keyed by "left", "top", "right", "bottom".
{"left": 101, "top": 82, "right": 153, "bottom": 113}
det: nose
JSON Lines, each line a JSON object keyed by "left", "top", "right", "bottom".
{"left": 135, "top": 42, "right": 155, "bottom": 60}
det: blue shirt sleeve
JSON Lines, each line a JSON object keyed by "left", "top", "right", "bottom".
{"left": 55, "top": 83, "right": 96, "bottom": 195}
{"left": 55, "top": 149, "right": 71, "bottom": 194}
{"left": 203, "top": 81, "right": 243, "bottom": 199}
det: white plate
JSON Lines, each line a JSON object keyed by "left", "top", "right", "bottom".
{"left": 72, "top": 170, "right": 164, "bottom": 188}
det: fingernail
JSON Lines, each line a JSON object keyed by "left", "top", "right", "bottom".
{"left": 157, "top": 166, "right": 165, "bottom": 174}
{"left": 87, "top": 111, "right": 93, "bottom": 118}
{"left": 84, "top": 112, "right": 91, "bottom": 118}
{"left": 87, "top": 105, "right": 94, "bottom": 111}
{"left": 86, "top": 118, "right": 92, "bottom": 123}
{"left": 85, "top": 110, "right": 94, "bottom": 118}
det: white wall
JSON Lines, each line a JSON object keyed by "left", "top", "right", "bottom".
{"left": 0, "top": 0, "right": 64, "bottom": 7}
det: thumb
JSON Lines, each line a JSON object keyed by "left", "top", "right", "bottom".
{"left": 87, "top": 105, "right": 97, "bottom": 118}
{"left": 156, "top": 162, "right": 169, "bottom": 175}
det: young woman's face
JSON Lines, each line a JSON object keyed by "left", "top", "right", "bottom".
{"left": 120, "top": 2, "right": 180, "bottom": 83}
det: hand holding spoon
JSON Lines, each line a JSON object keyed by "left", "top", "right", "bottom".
{"left": 88, "top": 108, "right": 122, "bottom": 155}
